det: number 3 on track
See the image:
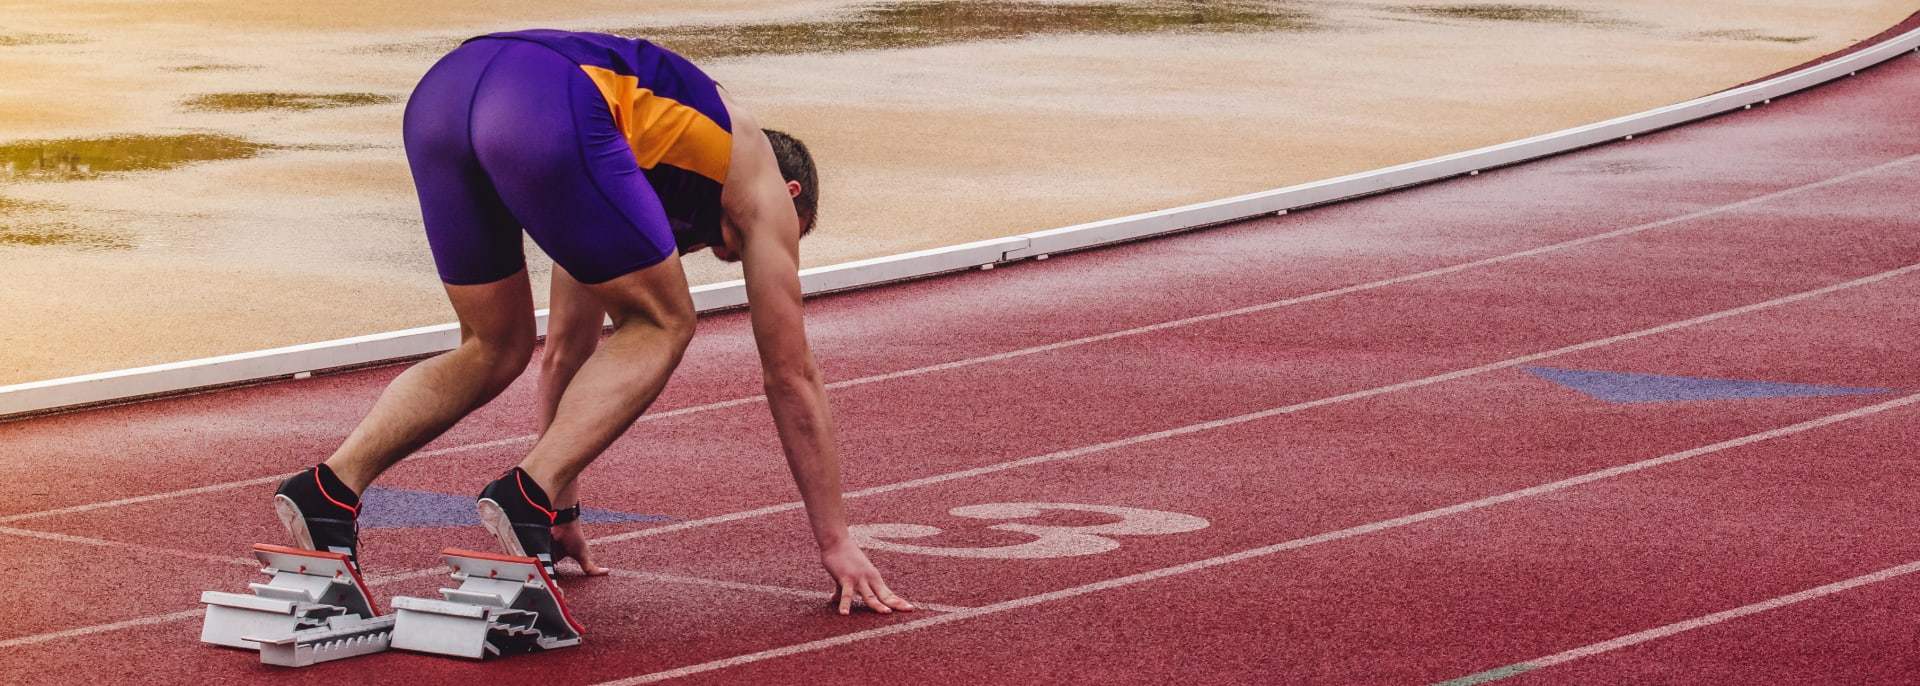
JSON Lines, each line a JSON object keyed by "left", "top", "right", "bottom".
{"left": 849, "top": 503, "right": 1209, "bottom": 559}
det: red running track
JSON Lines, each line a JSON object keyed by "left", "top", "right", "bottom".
{"left": 3, "top": 43, "right": 1920, "bottom": 686}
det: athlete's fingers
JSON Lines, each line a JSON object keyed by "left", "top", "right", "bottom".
{"left": 573, "top": 545, "right": 610, "bottom": 576}
{"left": 837, "top": 579, "right": 856, "bottom": 616}
{"left": 873, "top": 579, "right": 915, "bottom": 612}
{"left": 554, "top": 524, "right": 610, "bottom": 576}
{"left": 858, "top": 581, "right": 891, "bottom": 614}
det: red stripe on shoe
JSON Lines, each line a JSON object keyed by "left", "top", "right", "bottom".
{"left": 315, "top": 468, "right": 359, "bottom": 515}
{"left": 515, "top": 470, "right": 557, "bottom": 524}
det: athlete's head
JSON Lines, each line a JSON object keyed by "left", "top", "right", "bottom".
{"left": 763, "top": 128, "right": 817, "bottom": 236}
{"left": 709, "top": 129, "right": 817, "bottom": 264}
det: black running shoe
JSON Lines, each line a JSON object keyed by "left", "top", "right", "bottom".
{"left": 477, "top": 467, "right": 559, "bottom": 574}
{"left": 273, "top": 464, "right": 362, "bottom": 568}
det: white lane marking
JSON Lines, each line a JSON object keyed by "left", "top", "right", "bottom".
{"left": 851, "top": 503, "right": 1209, "bottom": 559}
{"left": 0, "top": 610, "right": 205, "bottom": 651}
{"left": 5, "top": 265, "right": 1915, "bottom": 654}
{"left": 593, "top": 262, "right": 1920, "bottom": 548}
{"left": 1529, "top": 559, "right": 1920, "bottom": 668}
{"left": 6, "top": 153, "right": 1911, "bottom": 526}
{"left": 593, "top": 392, "right": 1920, "bottom": 685}
{"left": 606, "top": 569, "right": 973, "bottom": 614}
{"left": 0, "top": 475, "right": 289, "bottom": 524}
{"left": 0, "top": 525, "right": 255, "bottom": 567}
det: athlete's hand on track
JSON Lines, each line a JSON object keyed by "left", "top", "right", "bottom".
{"left": 553, "top": 520, "right": 610, "bottom": 576}
{"left": 822, "top": 541, "right": 914, "bottom": 615}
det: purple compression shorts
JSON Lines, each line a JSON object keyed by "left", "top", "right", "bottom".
{"left": 403, "top": 38, "right": 678, "bottom": 286}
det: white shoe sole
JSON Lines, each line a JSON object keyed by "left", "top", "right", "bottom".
{"left": 476, "top": 498, "right": 528, "bottom": 558}
{"left": 274, "top": 494, "right": 315, "bottom": 551}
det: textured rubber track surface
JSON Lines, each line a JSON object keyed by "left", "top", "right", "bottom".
{"left": 1, "top": 46, "right": 1917, "bottom": 686}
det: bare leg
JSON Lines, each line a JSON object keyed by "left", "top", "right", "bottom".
{"left": 324, "top": 270, "right": 537, "bottom": 494}
{"left": 541, "top": 265, "right": 613, "bottom": 574}
{"left": 517, "top": 254, "right": 696, "bottom": 498}
{"left": 539, "top": 264, "right": 607, "bottom": 439}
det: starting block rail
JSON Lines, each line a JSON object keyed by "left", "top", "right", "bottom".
{"left": 390, "top": 548, "right": 583, "bottom": 659}
{"left": 201, "top": 544, "right": 392, "bottom": 666}
{"left": 248, "top": 613, "right": 397, "bottom": 667}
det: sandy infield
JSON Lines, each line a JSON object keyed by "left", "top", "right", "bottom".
{"left": 0, "top": 0, "right": 1912, "bottom": 384}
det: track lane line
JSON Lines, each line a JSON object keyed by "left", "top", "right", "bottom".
{"left": 5, "top": 153, "right": 1911, "bottom": 526}
{"left": 0, "top": 525, "right": 255, "bottom": 567}
{"left": 5, "top": 262, "right": 1915, "bottom": 652}
{"left": 1433, "top": 559, "right": 1920, "bottom": 685}
{"left": 591, "top": 391, "right": 1920, "bottom": 685}
{"left": 0, "top": 610, "right": 205, "bottom": 651}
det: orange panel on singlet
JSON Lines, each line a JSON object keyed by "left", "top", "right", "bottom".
{"left": 579, "top": 64, "right": 733, "bottom": 185}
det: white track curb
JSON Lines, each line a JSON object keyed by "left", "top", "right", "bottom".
{"left": 4, "top": 29, "right": 1917, "bottom": 419}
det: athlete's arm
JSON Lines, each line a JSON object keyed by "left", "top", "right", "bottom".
{"left": 721, "top": 107, "right": 914, "bottom": 615}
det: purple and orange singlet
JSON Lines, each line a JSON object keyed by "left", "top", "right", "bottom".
{"left": 478, "top": 29, "right": 736, "bottom": 249}
{"left": 405, "top": 30, "right": 737, "bottom": 285}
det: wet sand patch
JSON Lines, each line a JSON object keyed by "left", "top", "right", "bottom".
{"left": 352, "top": 38, "right": 463, "bottom": 56}
{"left": 166, "top": 64, "right": 256, "bottom": 72}
{"left": 0, "top": 197, "right": 128, "bottom": 250}
{"left": 621, "top": 0, "right": 1321, "bottom": 59}
{"left": 181, "top": 92, "right": 399, "bottom": 112}
{"left": 0, "top": 134, "right": 276, "bottom": 181}
{"left": 0, "top": 224, "right": 131, "bottom": 250}
{"left": 1696, "top": 29, "right": 1814, "bottom": 44}
{"left": 0, "top": 33, "right": 87, "bottom": 47}
{"left": 1392, "top": 4, "right": 1617, "bottom": 26}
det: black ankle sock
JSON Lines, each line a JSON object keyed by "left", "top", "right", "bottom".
{"left": 313, "top": 463, "right": 361, "bottom": 509}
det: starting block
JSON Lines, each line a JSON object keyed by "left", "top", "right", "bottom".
{"left": 201, "top": 544, "right": 394, "bottom": 667}
{"left": 390, "top": 548, "right": 583, "bottom": 659}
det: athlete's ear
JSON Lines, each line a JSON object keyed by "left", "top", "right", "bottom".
{"left": 786, "top": 180, "right": 802, "bottom": 199}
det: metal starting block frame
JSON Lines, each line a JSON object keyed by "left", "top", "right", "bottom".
{"left": 390, "top": 548, "right": 583, "bottom": 659}
{"left": 201, "top": 544, "right": 394, "bottom": 667}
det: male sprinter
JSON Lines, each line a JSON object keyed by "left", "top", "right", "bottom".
{"left": 270, "top": 29, "right": 913, "bottom": 616}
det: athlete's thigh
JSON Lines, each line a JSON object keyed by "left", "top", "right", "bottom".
{"left": 444, "top": 269, "right": 537, "bottom": 349}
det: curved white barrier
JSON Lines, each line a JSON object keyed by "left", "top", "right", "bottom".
{"left": 4, "top": 29, "right": 1917, "bottom": 419}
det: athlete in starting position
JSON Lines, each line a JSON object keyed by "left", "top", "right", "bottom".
{"left": 270, "top": 29, "right": 913, "bottom": 615}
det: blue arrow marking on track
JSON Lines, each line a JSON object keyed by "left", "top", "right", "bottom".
{"left": 358, "top": 486, "right": 678, "bottom": 529}
{"left": 1521, "top": 367, "right": 1902, "bottom": 404}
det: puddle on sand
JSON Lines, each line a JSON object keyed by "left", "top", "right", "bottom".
{"left": 620, "top": 0, "right": 1321, "bottom": 60}
{"left": 0, "top": 134, "right": 275, "bottom": 181}
{"left": 0, "top": 33, "right": 87, "bottom": 47}
{"left": 1392, "top": 4, "right": 1615, "bottom": 25}
{"left": 182, "top": 92, "right": 398, "bottom": 112}
{"left": 1695, "top": 29, "right": 1813, "bottom": 43}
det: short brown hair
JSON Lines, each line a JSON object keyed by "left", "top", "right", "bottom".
{"left": 763, "top": 129, "right": 817, "bottom": 235}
